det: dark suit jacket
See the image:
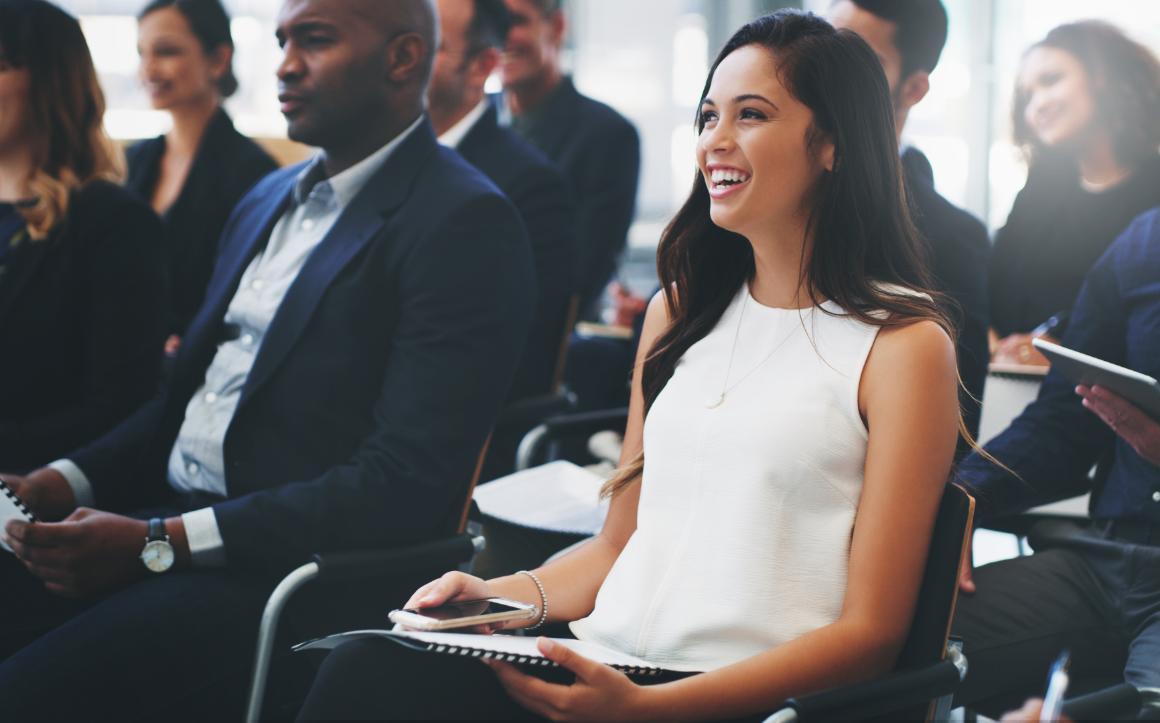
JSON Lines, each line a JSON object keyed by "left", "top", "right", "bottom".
{"left": 71, "top": 120, "right": 535, "bottom": 573}
{"left": 126, "top": 108, "right": 278, "bottom": 336}
{"left": 509, "top": 78, "right": 640, "bottom": 319}
{"left": 901, "top": 147, "right": 990, "bottom": 446}
{"left": 0, "top": 182, "right": 166, "bottom": 472}
{"left": 458, "top": 101, "right": 577, "bottom": 399}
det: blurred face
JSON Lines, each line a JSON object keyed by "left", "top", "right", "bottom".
{"left": 501, "top": 0, "right": 559, "bottom": 88}
{"left": 429, "top": 0, "right": 474, "bottom": 114}
{"left": 137, "top": 6, "right": 225, "bottom": 110}
{"left": 0, "top": 59, "right": 31, "bottom": 154}
{"left": 697, "top": 45, "right": 832, "bottom": 240}
{"left": 827, "top": 0, "right": 902, "bottom": 92}
{"left": 275, "top": 0, "right": 392, "bottom": 148}
{"left": 1018, "top": 46, "right": 1096, "bottom": 149}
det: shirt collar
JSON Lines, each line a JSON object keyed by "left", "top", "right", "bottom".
{"left": 293, "top": 113, "right": 426, "bottom": 208}
{"left": 437, "top": 98, "right": 490, "bottom": 149}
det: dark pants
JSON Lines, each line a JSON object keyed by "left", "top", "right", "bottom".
{"left": 298, "top": 636, "right": 766, "bottom": 722}
{"left": 952, "top": 519, "right": 1160, "bottom": 717}
{"left": 0, "top": 549, "right": 272, "bottom": 720}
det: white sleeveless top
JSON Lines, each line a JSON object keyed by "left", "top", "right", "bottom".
{"left": 570, "top": 283, "right": 884, "bottom": 672}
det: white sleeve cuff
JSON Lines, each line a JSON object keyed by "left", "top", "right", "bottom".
{"left": 47, "top": 459, "right": 94, "bottom": 508}
{"left": 181, "top": 507, "right": 227, "bottom": 567}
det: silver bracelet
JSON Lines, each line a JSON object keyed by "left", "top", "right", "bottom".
{"left": 516, "top": 569, "right": 548, "bottom": 630}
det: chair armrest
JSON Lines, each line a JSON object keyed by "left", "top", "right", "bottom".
{"left": 311, "top": 534, "right": 484, "bottom": 583}
{"left": 516, "top": 407, "right": 630, "bottom": 470}
{"left": 542, "top": 407, "right": 629, "bottom": 437}
{"left": 773, "top": 659, "right": 961, "bottom": 721}
{"left": 496, "top": 391, "right": 578, "bottom": 429}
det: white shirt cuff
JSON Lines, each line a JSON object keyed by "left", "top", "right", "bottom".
{"left": 181, "top": 507, "right": 227, "bottom": 567}
{"left": 47, "top": 459, "right": 94, "bottom": 508}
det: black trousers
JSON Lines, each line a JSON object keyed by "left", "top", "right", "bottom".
{"left": 297, "top": 637, "right": 770, "bottom": 721}
{"left": 951, "top": 519, "right": 1160, "bottom": 717}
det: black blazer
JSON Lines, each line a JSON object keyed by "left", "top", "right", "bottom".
{"left": 901, "top": 147, "right": 990, "bottom": 444}
{"left": 458, "top": 101, "right": 577, "bottom": 399}
{"left": 126, "top": 108, "right": 278, "bottom": 336}
{"left": 510, "top": 78, "right": 640, "bottom": 319}
{"left": 0, "top": 181, "right": 166, "bottom": 472}
{"left": 70, "top": 119, "right": 535, "bottom": 574}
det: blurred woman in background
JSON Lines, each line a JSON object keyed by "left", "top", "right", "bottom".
{"left": 129, "top": 0, "right": 276, "bottom": 354}
{"left": 989, "top": 20, "right": 1160, "bottom": 366}
{"left": 0, "top": 0, "right": 165, "bottom": 472}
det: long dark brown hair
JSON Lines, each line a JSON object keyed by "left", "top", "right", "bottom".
{"left": 604, "top": 10, "right": 954, "bottom": 498}
{"left": 0, "top": 0, "right": 123, "bottom": 239}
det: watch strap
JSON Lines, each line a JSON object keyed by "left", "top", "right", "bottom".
{"left": 147, "top": 517, "right": 167, "bottom": 542}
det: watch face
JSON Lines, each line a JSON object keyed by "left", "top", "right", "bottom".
{"left": 141, "top": 540, "right": 175, "bottom": 573}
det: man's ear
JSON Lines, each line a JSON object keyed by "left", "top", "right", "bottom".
{"left": 386, "top": 32, "right": 428, "bottom": 84}
{"left": 898, "top": 70, "right": 930, "bottom": 112}
{"left": 469, "top": 47, "right": 500, "bottom": 90}
{"left": 548, "top": 9, "right": 566, "bottom": 47}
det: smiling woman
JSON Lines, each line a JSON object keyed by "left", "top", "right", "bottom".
{"left": 297, "top": 10, "right": 962, "bottom": 722}
{"left": 987, "top": 20, "right": 1160, "bottom": 364}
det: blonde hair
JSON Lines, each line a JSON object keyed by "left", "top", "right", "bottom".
{"left": 1, "top": 0, "right": 124, "bottom": 240}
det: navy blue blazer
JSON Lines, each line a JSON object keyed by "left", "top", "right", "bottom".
{"left": 70, "top": 120, "right": 536, "bottom": 572}
{"left": 458, "top": 102, "right": 577, "bottom": 399}
{"left": 959, "top": 208, "right": 1160, "bottom": 524}
{"left": 510, "top": 78, "right": 640, "bottom": 319}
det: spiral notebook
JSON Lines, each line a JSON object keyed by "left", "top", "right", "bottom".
{"left": 293, "top": 629, "right": 666, "bottom": 676}
{"left": 0, "top": 478, "right": 36, "bottom": 553}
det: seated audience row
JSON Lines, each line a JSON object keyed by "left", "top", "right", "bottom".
{"left": 0, "top": 0, "right": 1156, "bottom": 718}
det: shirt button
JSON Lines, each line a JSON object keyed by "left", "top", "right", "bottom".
{"left": 251, "top": 279, "right": 265, "bottom": 291}
{"left": 187, "top": 462, "right": 199, "bottom": 475}
{"left": 241, "top": 334, "right": 254, "bottom": 345}
{"left": 301, "top": 218, "right": 315, "bottom": 231}
{"left": 1152, "top": 491, "right": 1160, "bottom": 503}
{"left": 204, "top": 392, "right": 218, "bottom": 403}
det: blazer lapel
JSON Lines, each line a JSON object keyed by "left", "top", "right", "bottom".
{"left": 238, "top": 120, "right": 438, "bottom": 405}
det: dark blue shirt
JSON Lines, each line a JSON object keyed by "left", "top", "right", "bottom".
{"left": 958, "top": 207, "right": 1160, "bottom": 524}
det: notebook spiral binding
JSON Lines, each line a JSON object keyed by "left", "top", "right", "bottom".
{"left": 0, "top": 478, "right": 35, "bottom": 522}
{"left": 426, "top": 642, "right": 659, "bottom": 675}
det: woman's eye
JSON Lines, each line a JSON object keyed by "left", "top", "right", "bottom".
{"left": 740, "top": 108, "right": 766, "bottom": 120}
{"left": 699, "top": 110, "right": 718, "bottom": 125}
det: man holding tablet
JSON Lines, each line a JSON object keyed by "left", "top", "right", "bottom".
{"left": 952, "top": 207, "right": 1160, "bottom": 718}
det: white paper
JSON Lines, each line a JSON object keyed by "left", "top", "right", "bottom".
{"left": 473, "top": 461, "right": 609, "bottom": 535}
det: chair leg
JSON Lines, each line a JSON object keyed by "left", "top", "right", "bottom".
{"left": 245, "top": 561, "right": 321, "bottom": 723}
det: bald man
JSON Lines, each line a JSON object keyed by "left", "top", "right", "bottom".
{"left": 0, "top": 0, "right": 535, "bottom": 717}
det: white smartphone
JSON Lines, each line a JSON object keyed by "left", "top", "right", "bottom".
{"left": 388, "top": 597, "right": 538, "bottom": 631}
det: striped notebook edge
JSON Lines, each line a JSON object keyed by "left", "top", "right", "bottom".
{"left": 0, "top": 477, "right": 35, "bottom": 522}
{"left": 293, "top": 630, "right": 667, "bottom": 677}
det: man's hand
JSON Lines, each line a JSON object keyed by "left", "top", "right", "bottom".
{"left": 0, "top": 468, "right": 78, "bottom": 521}
{"left": 3, "top": 509, "right": 150, "bottom": 598}
{"left": 992, "top": 333, "right": 1050, "bottom": 367}
{"left": 1077, "top": 384, "right": 1160, "bottom": 467}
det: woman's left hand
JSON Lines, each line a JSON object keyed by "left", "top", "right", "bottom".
{"left": 1077, "top": 384, "right": 1160, "bottom": 466}
{"left": 488, "top": 637, "right": 660, "bottom": 721}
